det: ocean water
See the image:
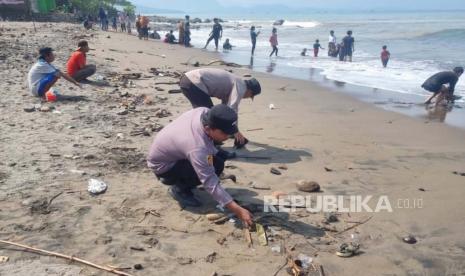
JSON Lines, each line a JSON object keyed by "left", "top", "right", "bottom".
{"left": 160, "top": 11, "right": 465, "bottom": 101}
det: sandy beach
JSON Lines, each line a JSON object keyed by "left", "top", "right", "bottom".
{"left": 1, "top": 21, "right": 465, "bottom": 276}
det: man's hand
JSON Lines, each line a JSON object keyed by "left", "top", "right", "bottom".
{"left": 226, "top": 201, "right": 253, "bottom": 228}
{"left": 234, "top": 132, "right": 246, "bottom": 145}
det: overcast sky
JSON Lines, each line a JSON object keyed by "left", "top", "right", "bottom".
{"left": 131, "top": 0, "right": 465, "bottom": 11}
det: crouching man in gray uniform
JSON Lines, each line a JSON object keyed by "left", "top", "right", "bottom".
{"left": 147, "top": 104, "right": 253, "bottom": 227}
{"left": 180, "top": 68, "right": 261, "bottom": 150}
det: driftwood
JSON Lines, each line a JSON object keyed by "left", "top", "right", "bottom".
{"left": 0, "top": 240, "right": 134, "bottom": 276}
{"left": 336, "top": 215, "right": 373, "bottom": 235}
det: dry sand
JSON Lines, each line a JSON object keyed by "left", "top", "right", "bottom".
{"left": 1, "top": 22, "right": 465, "bottom": 276}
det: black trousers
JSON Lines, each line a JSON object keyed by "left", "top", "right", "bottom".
{"left": 180, "top": 75, "right": 214, "bottom": 108}
{"left": 156, "top": 154, "right": 225, "bottom": 191}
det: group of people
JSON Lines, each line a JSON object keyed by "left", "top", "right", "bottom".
{"left": 148, "top": 68, "right": 262, "bottom": 227}
{"left": 27, "top": 40, "right": 96, "bottom": 101}
{"left": 96, "top": 8, "right": 132, "bottom": 34}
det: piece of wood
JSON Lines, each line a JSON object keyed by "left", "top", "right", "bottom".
{"left": 246, "top": 128, "right": 264, "bottom": 132}
{"left": 336, "top": 215, "right": 373, "bottom": 235}
{"left": 0, "top": 240, "right": 134, "bottom": 276}
{"left": 244, "top": 228, "right": 253, "bottom": 247}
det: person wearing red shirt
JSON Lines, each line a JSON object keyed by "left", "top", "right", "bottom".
{"left": 66, "top": 40, "right": 96, "bottom": 82}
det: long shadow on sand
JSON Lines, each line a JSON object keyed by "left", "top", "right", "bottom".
{"left": 56, "top": 95, "right": 90, "bottom": 102}
{"left": 226, "top": 141, "right": 312, "bottom": 165}
{"left": 188, "top": 187, "right": 324, "bottom": 238}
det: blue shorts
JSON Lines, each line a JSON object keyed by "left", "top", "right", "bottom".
{"left": 37, "top": 72, "right": 57, "bottom": 97}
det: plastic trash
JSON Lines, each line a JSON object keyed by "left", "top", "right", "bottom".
{"left": 95, "top": 74, "right": 105, "bottom": 81}
{"left": 269, "top": 103, "right": 275, "bottom": 110}
{"left": 87, "top": 179, "right": 107, "bottom": 195}
{"left": 271, "top": 244, "right": 281, "bottom": 253}
{"left": 297, "top": 253, "right": 313, "bottom": 269}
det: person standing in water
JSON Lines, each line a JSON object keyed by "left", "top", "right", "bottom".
{"left": 313, "top": 39, "right": 324, "bottom": 57}
{"left": 250, "top": 26, "right": 260, "bottom": 56}
{"left": 341, "top": 30, "right": 355, "bottom": 62}
{"left": 203, "top": 18, "right": 223, "bottom": 50}
{"left": 422, "top": 67, "right": 463, "bottom": 105}
{"left": 380, "top": 45, "right": 391, "bottom": 68}
{"left": 328, "top": 30, "right": 337, "bottom": 57}
{"left": 269, "top": 28, "right": 278, "bottom": 57}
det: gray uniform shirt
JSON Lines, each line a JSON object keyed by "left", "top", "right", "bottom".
{"left": 147, "top": 108, "right": 233, "bottom": 206}
{"left": 184, "top": 68, "right": 247, "bottom": 113}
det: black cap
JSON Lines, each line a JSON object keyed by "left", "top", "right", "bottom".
{"left": 245, "top": 78, "right": 261, "bottom": 98}
{"left": 204, "top": 104, "right": 238, "bottom": 135}
{"left": 39, "top": 47, "right": 53, "bottom": 58}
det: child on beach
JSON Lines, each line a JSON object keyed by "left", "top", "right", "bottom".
{"left": 313, "top": 39, "right": 324, "bottom": 57}
{"left": 269, "top": 28, "right": 278, "bottom": 57}
{"left": 27, "top": 47, "right": 81, "bottom": 100}
{"left": 381, "top": 45, "right": 391, "bottom": 68}
{"left": 223, "top": 39, "right": 233, "bottom": 50}
{"left": 301, "top": 48, "right": 307, "bottom": 56}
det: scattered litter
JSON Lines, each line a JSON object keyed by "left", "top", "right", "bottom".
{"left": 87, "top": 179, "right": 107, "bottom": 195}
{"left": 296, "top": 180, "right": 320, "bottom": 193}
{"left": 402, "top": 235, "right": 417, "bottom": 244}
{"left": 168, "top": 89, "right": 182, "bottom": 94}
{"left": 452, "top": 171, "right": 465, "bottom": 176}
{"left": 297, "top": 254, "right": 312, "bottom": 269}
{"left": 130, "top": 246, "right": 145, "bottom": 251}
{"left": 134, "top": 264, "right": 143, "bottom": 270}
{"left": 205, "top": 252, "right": 217, "bottom": 263}
{"left": 23, "top": 106, "right": 35, "bottom": 112}
{"left": 69, "top": 169, "right": 86, "bottom": 175}
{"left": 324, "top": 212, "right": 338, "bottom": 223}
{"left": 248, "top": 181, "right": 271, "bottom": 190}
{"left": 270, "top": 167, "right": 281, "bottom": 175}
{"left": 206, "top": 213, "right": 225, "bottom": 221}
{"left": 271, "top": 244, "right": 281, "bottom": 253}
{"left": 278, "top": 164, "right": 288, "bottom": 170}
{"left": 0, "top": 256, "right": 9, "bottom": 263}
{"left": 336, "top": 242, "right": 360, "bottom": 257}
{"left": 269, "top": 103, "right": 275, "bottom": 110}
{"left": 324, "top": 167, "right": 333, "bottom": 172}
{"left": 256, "top": 223, "right": 268, "bottom": 246}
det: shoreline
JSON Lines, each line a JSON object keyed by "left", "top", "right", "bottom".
{"left": 217, "top": 51, "right": 465, "bottom": 129}
{"left": 1, "top": 21, "right": 465, "bottom": 275}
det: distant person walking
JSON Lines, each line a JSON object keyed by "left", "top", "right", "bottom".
{"left": 269, "top": 28, "right": 278, "bottom": 57}
{"left": 203, "top": 18, "right": 223, "bottom": 50}
{"left": 313, "top": 39, "right": 324, "bottom": 57}
{"left": 380, "top": 45, "right": 390, "bottom": 67}
{"left": 328, "top": 30, "right": 337, "bottom": 57}
{"left": 422, "top": 67, "right": 463, "bottom": 105}
{"left": 341, "top": 30, "right": 355, "bottom": 62}
{"left": 184, "top": 15, "right": 191, "bottom": 47}
{"left": 250, "top": 26, "right": 260, "bottom": 56}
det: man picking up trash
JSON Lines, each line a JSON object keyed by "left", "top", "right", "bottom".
{"left": 147, "top": 104, "right": 253, "bottom": 227}
{"left": 179, "top": 68, "right": 261, "bottom": 150}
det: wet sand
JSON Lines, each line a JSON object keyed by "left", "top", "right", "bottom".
{"left": 1, "top": 22, "right": 465, "bottom": 276}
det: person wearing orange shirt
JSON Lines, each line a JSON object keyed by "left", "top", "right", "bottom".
{"left": 66, "top": 40, "right": 96, "bottom": 82}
